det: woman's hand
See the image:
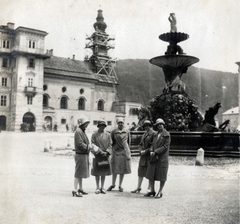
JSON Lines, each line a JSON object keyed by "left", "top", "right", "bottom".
{"left": 150, "top": 151, "right": 155, "bottom": 157}
{"left": 101, "top": 151, "right": 108, "bottom": 157}
{"left": 140, "top": 150, "right": 145, "bottom": 155}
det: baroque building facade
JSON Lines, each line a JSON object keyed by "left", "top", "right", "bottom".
{"left": 0, "top": 11, "right": 140, "bottom": 132}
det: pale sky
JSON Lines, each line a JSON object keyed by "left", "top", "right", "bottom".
{"left": 0, "top": 0, "right": 239, "bottom": 73}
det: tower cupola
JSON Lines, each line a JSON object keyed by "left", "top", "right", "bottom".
{"left": 93, "top": 10, "right": 107, "bottom": 32}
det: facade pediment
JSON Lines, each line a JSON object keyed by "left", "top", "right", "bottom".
{"left": 26, "top": 71, "right": 36, "bottom": 76}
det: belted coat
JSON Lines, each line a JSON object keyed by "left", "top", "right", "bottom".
{"left": 74, "top": 127, "right": 90, "bottom": 178}
{"left": 138, "top": 128, "right": 156, "bottom": 177}
{"left": 146, "top": 129, "right": 171, "bottom": 181}
{"left": 110, "top": 128, "right": 131, "bottom": 174}
{"left": 91, "top": 130, "right": 112, "bottom": 176}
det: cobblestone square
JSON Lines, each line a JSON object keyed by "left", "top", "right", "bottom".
{"left": 0, "top": 132, "right": 239, "bottom": 224}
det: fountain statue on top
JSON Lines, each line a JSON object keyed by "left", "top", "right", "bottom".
{"left": 148, "top": 13, "right": 203, "bottom": 131}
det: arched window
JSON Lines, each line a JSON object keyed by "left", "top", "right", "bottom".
{"left": 97, "top": 100, "right": 104, "bottom": 111}
{"left": 78, "top": 98, "right": 85, "bottom": 110}
{"left": 60, "top": 96, "right": 68, "bottom": 109}
{"left": 43, "top": 95, "right": 48, "bottom": 107}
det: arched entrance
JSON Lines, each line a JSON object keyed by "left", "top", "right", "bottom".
{"left": 22, "top": 112, "right": 35, "bottom": 132}
{"left": 44, "top": 116, "right": 52, "bottom": 131}
{"left": 0, "top": 115, "right": 6, "bottom": 131}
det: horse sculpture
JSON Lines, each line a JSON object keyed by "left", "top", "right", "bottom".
{"left": 198, "top": 102, "right": 229, "bottom": 132}
{"left": 131, "top": 107, "right": 152, "bottom": 131}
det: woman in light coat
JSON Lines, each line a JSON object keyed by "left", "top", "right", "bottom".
{"left": 131, "top": 120, "right": 155, "bottom": 193}
{"left": 145, "top": 118, "right": 171, "bottom": 199}
{"left": 91, "top": 120, "right": 112, "bottom": 194}
{"left": 72, "top": 116, "right": 91, "bottom": 197}
{"left": 107, "top": 117, "right": 131, "bottom": 192}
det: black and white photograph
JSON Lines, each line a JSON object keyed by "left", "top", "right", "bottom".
{"left": 0, "top": 0, "right": 239, "bottom": 223}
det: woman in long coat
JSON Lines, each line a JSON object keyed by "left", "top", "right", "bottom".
{"left": 91, "top": 120, "right": 112, "bottom": 194}
{"left": 72, "top": 116, "right": 91, "bottom": 197}
{"left": 107, "top": 117, "right": 131, "bottom": 192}
{"left": 131, "top": 120, "right": 155, "bottom": 193}
{"left": 145, "top": 118, "right": 171, "bottom": 199}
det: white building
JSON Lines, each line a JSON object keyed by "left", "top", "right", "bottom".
{"left": 222, "top": 106, "right": 239, "bottom": 132}
{"left": 0, "top": 11, "right": 139, "bottom": 132}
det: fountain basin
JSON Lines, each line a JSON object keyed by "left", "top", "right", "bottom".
{"left": 130, "top": 131, "right": 240, "bottom": 158}
{"left": 159, "top": 32, "right": 189, "bottom": 43}
{"left": 150, "top": 55, "right": 199, "bottom": 68}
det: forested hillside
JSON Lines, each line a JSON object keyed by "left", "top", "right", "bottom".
{"left": 115, "top": 59, "right": 238, "bottom": 120}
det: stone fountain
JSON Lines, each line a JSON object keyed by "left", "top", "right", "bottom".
{"left": 149, "top": 13, "right": 203, "bottom": 131}
{"left": 130, "top": 13, "right": 239, "bottom": 158}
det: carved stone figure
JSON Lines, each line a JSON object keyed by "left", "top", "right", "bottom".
{"left": 165, "top": 42, "right": 185, "bottom": 55}
{"left": 168, "top": 13, "right": 177, "bottom": 32}
{"left": 197, "top": 103, "right": 229, "bottom": 132}
{"left": 133, "top": 107, "right": 152, "bottom": 131}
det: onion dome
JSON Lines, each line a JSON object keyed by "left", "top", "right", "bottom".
{"left": 93, "top": 10, "right": 107, "bottom": 32}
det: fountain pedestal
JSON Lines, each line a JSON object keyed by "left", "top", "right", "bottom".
{"left": 149, "top": 14, "right": 202, "bottom": 131}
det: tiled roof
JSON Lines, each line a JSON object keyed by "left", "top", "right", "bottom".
{"left": 44, "top": 56, "right": 117, "bottom": 84}
{"left": 222, "top": 106, "right": 239, "bottom": 115}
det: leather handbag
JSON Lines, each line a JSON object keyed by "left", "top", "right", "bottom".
{"left": 148, "top": 156, "right": 158, "bottom": 164}
{"left": 98, "top": 160, "right": 109, "bottom": 167}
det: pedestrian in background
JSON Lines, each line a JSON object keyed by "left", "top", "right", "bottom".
{"left": 91, "top": 120, "right": 112, "bottom": 194}
{"left": 72, "top": 116, "right": 91, "bottom": 197}
{"left": 145, "top": 118, "right": 171, "bottom": 199}
{"left": 131, "top": 120, "right": 155, "bottom": 194}
{"left": 107, "top": 117, "right": 131, "bottom": 192}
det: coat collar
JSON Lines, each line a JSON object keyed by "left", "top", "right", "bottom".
{"left": 154, "top": 129, "right": 169, "bottom": 137}
{"left": 115, "top": 128, "right": 127, "bottom": 134}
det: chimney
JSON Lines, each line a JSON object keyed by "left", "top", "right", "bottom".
{"left": 7, "top": 22, "right": 15, "bottom": 29}
{"left": 49, "top": 49, "right": 53, "bottom": 56}
{"left": 72, "top": 55, "right": 75, "bottom": 60}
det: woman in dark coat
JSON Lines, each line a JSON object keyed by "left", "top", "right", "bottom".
{"left": 145, "top": 118, "right": 171, "bottom": 199}
{"left": 107, "top": 117, "right": 131, "bottom": 192}
{"left": 131, "top": 120, "right": 155, "bottom": 193}
{"left": 72, "top": 116, "right": 91, "bottom": 197}
{"left": 91, "top": 120, "right": 112, "bottom": 194}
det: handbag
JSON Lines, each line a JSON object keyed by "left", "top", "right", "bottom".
{"left": 97, "top": 160, "right": 109, "bottom": 167}
{"left": 148, "top": 156, "right": 158, "bottom": 164}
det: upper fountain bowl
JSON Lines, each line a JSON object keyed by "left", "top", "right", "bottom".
{"left": 150, "top": 55, "right": 199, "bottom": 68}
{"left": 159, "top": 32, "right": 189, "bottom": 43}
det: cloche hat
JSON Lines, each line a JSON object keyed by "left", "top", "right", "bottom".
{"left": 116, "top": 117, "right": 124, "bottom": 124}
{"left": 154, "top": 118, "right": 165, "bottom": 126}
{"left": 78, "top": 116, "right": 90, "bottom": 126}
{"left": 143, "top": 120, "right": 152, "bottom": 128}
{"left": 97, "top": 120, "right": 107, "bottom": 127}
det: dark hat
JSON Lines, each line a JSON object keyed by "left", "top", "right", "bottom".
{"left": 143, "top": 120, "right": 152, "bottom": 128}
{"left": 154, "top": 118, "right": 165, "bottom": 126}
{"left": 97, "top": 120, "right": 107, "bottom": 127}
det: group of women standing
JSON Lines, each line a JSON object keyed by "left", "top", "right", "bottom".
{"left": 72, "top": 116, "right": 171, "bottom": 199}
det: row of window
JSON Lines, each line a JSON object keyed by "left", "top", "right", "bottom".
{"left": 1, "top": 95, "right": 6, "bottom": 106}
{"left": 43, "top": 95, "right": 105, "bottom": 111}
{"left": 1, "top": 40, "right": 36, "bottom": 49}
{"left": 1, "top": 58, "right": 34, "bottom": 68}
{"left": 1, "top": 77, "right": 34, "bottom": 87}
{"left": 3, "top": 40, "right": 10, "bottom": 48}
{"left": 59, "top": 119, "right": 112, "bottom": 126}
{"left": 0, "top": 94, "right": 105, "bottom": 110}
{"left": 43, "top": 84, "right": 85, "bottom": 95}
{"left": 2, "top": 78, "right": 7, "bottom": 87}
{"left": 0, "top": 95, "right": 33, "bottom": 106}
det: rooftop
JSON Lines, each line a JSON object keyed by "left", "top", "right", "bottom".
{"left": 222, "top": 106, "right": 239, "bottom": 115}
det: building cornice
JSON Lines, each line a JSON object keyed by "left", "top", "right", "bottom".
{"left": 15, "top": 27, "right": 48, "bottom": 36}
{"left": 11, "top": 50, "right": 50, "bottom": 59}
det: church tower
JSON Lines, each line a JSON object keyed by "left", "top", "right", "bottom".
{"left": 85, "top": 10, "right": 117, "bottom": 79}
